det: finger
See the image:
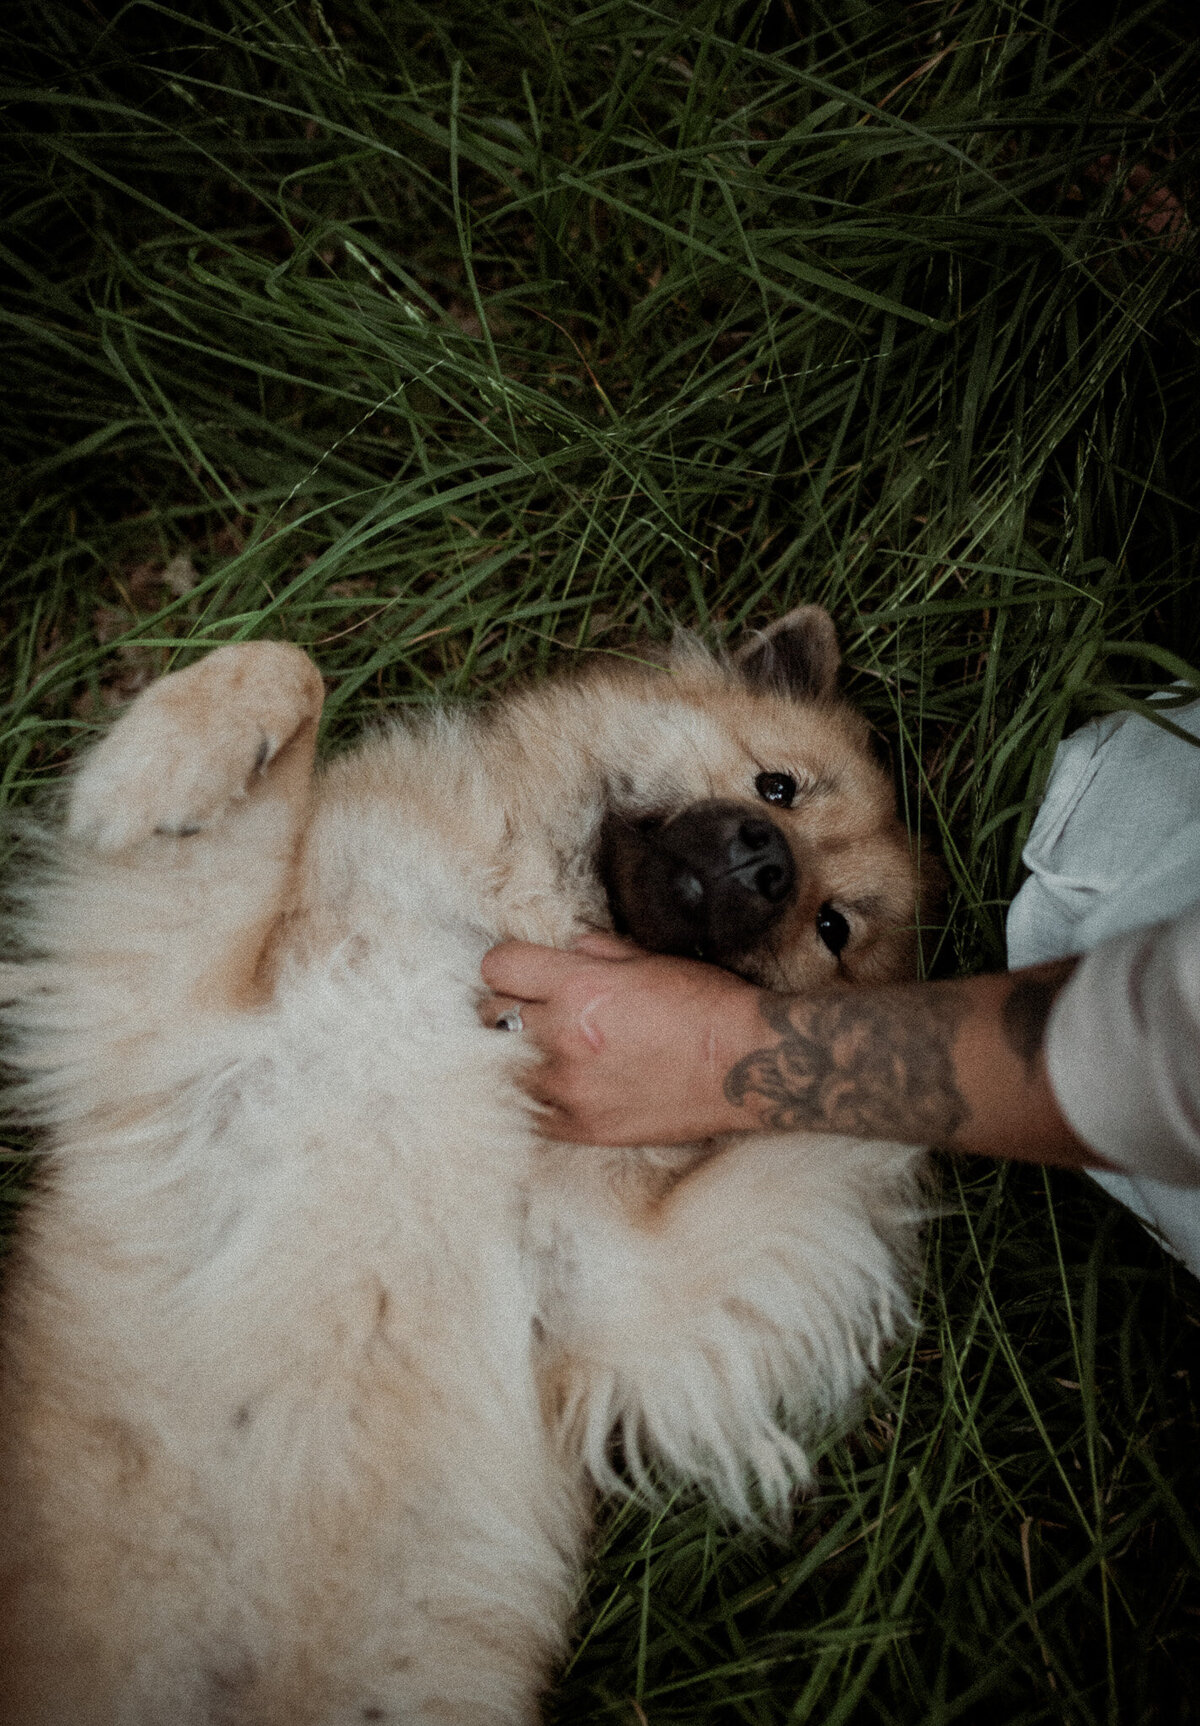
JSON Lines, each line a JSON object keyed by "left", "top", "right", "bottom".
{"left": 481, "top": 941, "right": 585, "bottom": 999}
{"left": 510, "top": 1062, "right": 616, "bottom": 1143}
{"left": 481, "top": 998, "right": 563, "bottom": 1054}
{"left": 528, "top": 1101, "right": 577, "bottom": 1140}
{"left": 517, "top": 1077, "right": 598, "bottom": 1143}
{"left": 528, "top": 1099, "right": 618, "bottom": 1144}
{"left": 515, "top": 1067, "right": 574, "bottom": 1125}
{"left": 478, "top": 994, "right": 528, "bottom": 1031}
{"left": 571, "top": 931, "right": 640, "bottom": 960}
{"left": 483, "top": 1001, "right": 575, "bottom": 1077}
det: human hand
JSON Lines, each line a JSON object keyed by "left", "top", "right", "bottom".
{"left": 480, "top": 934, "right": 762, "bottom": 1144}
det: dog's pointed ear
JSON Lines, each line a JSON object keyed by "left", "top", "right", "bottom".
{"left": 733, "top": 606, "right": 840, "bottom": 701}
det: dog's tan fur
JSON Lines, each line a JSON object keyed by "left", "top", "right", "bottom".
{"left": 0, "top": 618, "right": 928, "bottom": 1724}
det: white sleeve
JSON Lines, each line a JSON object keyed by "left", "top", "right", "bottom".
{"left": 1045, "top": 899, "right": 1200, "bottom": 1188}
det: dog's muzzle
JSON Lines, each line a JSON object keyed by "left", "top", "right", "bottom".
{"left": 599, "top": 799, "right": 796, "bottom": 969}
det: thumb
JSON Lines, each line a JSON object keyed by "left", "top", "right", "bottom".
{"left": 572, "top": 931, "right": 640, "bottom": 961}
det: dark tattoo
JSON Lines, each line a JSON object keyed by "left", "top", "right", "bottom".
{"left": 1000, "top": 960, "right": 1077, "bottom": 1076}
{"left": 724, "top": 988, "right": 970, "bottom": 1141}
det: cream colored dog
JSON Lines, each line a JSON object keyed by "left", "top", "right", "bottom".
{"left": 0, "top": 608, "right": 927, "bottom": 1725}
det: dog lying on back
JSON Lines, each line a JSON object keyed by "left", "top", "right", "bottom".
{"left": 0, "top": 607, "right": 928, "bottom": 1725}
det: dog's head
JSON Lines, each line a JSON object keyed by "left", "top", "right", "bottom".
{"left": 584, "top": 608, "right": 929, "bottom": 990}
{"left": 489, "top": 606, "right": 934, "bottom": 990}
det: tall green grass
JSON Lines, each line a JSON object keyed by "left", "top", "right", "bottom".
{"left": 3, "top": 1, "right": 1198, "bottom": 1719}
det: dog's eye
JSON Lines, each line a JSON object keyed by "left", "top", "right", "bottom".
{"left": 816, "top": 903, "right": 850, "bottom": 956}
{"left": 755, "top": 771, "right": 796, "bottom": 808}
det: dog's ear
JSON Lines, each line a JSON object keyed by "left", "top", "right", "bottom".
{"left": 734, "top": 606, "right": 840, "bottom": 701}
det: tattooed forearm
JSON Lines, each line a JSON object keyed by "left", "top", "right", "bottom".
{"left": 724, "top": 987, "right": 971, "bottom": 1141}
{"left": 1000, "top": 959, "right": 1077, "bottom": 1076}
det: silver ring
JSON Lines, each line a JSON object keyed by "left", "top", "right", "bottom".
{"left": 494, "top": 1007, "right": 524, "bottom": 1033}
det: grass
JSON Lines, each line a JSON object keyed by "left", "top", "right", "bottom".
{"left": 2, "top": 0, "right": 1199, "bottom": 1719}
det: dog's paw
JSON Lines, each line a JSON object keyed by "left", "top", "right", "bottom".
{"left": 67, "top": 642, "right": 325, "bottom": 852}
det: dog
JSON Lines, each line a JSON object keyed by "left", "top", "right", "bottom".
{"left": 0, "top": 606, "right": 929, "bottom": 1725}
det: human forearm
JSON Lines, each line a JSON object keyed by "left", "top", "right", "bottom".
{"left": 724, "top": 961, "right": 1101, "bottom": 1167}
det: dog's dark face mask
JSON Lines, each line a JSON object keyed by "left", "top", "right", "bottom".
{"left": 597, "top": 605, "right": 838, "bottom": 975}
{"left": 599, "top": 801, "right": 796, "bottom": 970}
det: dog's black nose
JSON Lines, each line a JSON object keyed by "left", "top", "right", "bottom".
{"left": 719, "top": 816, "right": 795, "bottom": 903}
{"left": 600, "top": 800, "right": 796, "bottom": 967}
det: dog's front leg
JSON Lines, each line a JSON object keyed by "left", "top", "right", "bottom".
{"left": 58, "top": 639, "right": 324, "bottom": 1008}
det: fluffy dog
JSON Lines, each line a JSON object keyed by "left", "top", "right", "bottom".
{"left": 0, "top": 607, "right": 928, "bottom": 1725}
